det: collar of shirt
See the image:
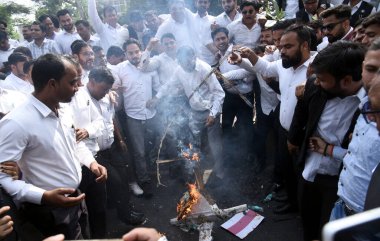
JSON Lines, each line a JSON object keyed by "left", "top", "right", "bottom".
{"left": 223, "top": 11, "right": 241, "bottom": 22}
{"left": 106, "top": 23, "right": 122, "bottom": 30}
{"left": 62, "top": 27, "right": 77, "bottom": 35}
{"left": 350, "top": 0, "right": 363, "bottom": 10}
{"left": 29, "top": 95, "right": 55, "bottom": 118}
{"left": 341, "top": 27, "right": 354, "bottom": 40}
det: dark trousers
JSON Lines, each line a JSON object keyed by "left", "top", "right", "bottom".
{"left": 21, "top": 196, "right": 83, "bottom": 240}
{"left": 298, "top": 175, "right": 339, "bottom": 241}
{"left": 222, "top": 91, "right": 254, "bottom": 165}
{"left": 96, "top": 148, "right": 132, "bottom": 219}
{"left": 277, "top": 125, "right": 298, "bottom": 208}
{"left": 79, "top": 166, "right": 106, "bottom": 239}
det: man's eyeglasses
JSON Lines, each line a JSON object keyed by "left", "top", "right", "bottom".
{"left": 242, "top": 9, "right": 255, "bottom": 15}
{"left": 321, "top": 19, "right": 346, "bottom": 32}
{"left": 361, "top": 101, "right": 380, "bottom": 124}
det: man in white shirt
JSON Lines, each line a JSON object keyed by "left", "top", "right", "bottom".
{"left": 211, "top": 27, "right": 254, "bottom": 169}
{"left": 71, "top": 40, "right": 94, "bottom": 86}
{"left": 213, "top": 0, "right": 241, "bottom": 29}
{"left": 55, "top": 9, "right": 81, "bottom": 54}
{"left": 20, "top": 25, "right": 32, "bottom": 46}
{"left": 112, "top": 39, "right": 160, "bottom": 189}
{"left": 27, "top": 21, "right": 61, "bottom": 59}
{"left": 193, "top": 0, "right": 217, "bottom": 65}
{"left": 154, "top": 46, "right": 225, "bottom": 180}
{"left": 229, "top": 25, "right": 314, "bottom": 214}
{"left": 86, "top": 67, "right": 146, "bottom": 226}
{"left": 88, "top": 0, "right": 129, "bottom": 52}
{"left": 0, "top": 53, "right": 33, "bottom": 95}
{"left": 75, "top": 20, "right": 100, "bottom": 47}
{"left": 227, "top": 1, "right": 261, "bottom": 49}
{"left": 0, "top": 54, "right": 106, "bottom": 239}
{"left": 38, "top": 14, "right": 58, "bottom": 40}
{"left": 155, "top": 0, "right": 197, "bottom": 51}
{"left": 0, "top": 31, "right": 16, "bottom": 70}
{"left": 0, "top": 87, "right": 27, "bottom": 117}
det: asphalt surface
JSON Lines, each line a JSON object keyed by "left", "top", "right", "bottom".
{"left": 104, "top": 155, "right": 304, "bottom": 241}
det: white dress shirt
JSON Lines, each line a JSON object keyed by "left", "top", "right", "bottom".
{"left": 0, "top": 73, "right": 34, "bottom": 95}
{"left": 214, "top": 11, "right": 242, "bottom": 28}
{"left": 85, "top": 35, "right": 100, "bottom": 47}
{"left": 285, "top": 0, "right": 299, "bottom": 19}
{"left": 27, "top": 38, "right": 62, "bottom": 59}
{"left": 0, "top": 87, "right": 27, "bottom": 115}
{"left": 0, "top": 46, "right": 16, "bottom": 68}
{"left": 155, "top": 10, "right": 197, "bottom": 50}
{"left": 55, "top": 29, "right": 81, "bottom": 54}
{"left": 92, "top": 94, "right": 115, "bottom": 151}
{"left": 240, "top": 54, "right": 314, "bottom": 130}
{"left": 218, "top": 49, "right": 253, "bottom": 94}
{"left": 349, "top": 0, "right": 376, "bottom": 15}
{"left": 256, "top": 74, "right": 280, "bottom": 115}
{"left": 69, "top": 86, "right": 104, "bottom": 160}
{"left": 141, "top": 51, "right": 179, "bottom": 85}
{"left": 156, "top": 59, "right": 225, "bottom": 117}
{"left": 192, "top": 13, "right": 216, "bottom": 65}
{"left": 303, "top": 87, "right": 366, "bottom": 182}
{"left": 88, "top": 0, "right": 129, "bottom": 52}
{"left": 0, "top": 95, "right": 83, "bottom": 205}
{"left": 112, "top": 61, "right": 160, "bottom": 120}
{"left": 227, "top": 19, "right": 261, "bottom": 49}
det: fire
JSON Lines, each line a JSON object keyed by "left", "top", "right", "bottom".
{"left": 181, "top": 143, "right": 200, "bottom": 162}
{"left": 176, "top": 183, "right": 201, "bottom": 220}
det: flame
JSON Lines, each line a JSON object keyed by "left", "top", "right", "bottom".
{"left": 181, "top": 143, "right": 200, "bottom": 162}
{"left": 176, "top": 183, "right": 201, "bottom": 220}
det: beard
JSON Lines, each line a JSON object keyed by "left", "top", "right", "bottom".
{"left": 327, "top": 26, "right": 346, "bottom": 43}
{"left": 281, "top": 49, "right": 302, "bottom": 69}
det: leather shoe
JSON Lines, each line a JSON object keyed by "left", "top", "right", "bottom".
{"left": 273, "top": 203, "right": 297, "bottom": 214}
{"left": 119, "top": 211, "right": 146, "bottom": 225}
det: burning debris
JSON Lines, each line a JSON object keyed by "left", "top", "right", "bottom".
{"left": 177, "top": 183, "right": 201, "bottom": 221}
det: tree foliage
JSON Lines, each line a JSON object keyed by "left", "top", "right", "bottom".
{"left": 0, "top": 2, "right": 31, "bottom": 38}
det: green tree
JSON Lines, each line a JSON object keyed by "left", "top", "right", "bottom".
{"left": 32, "top": 0, "right": 88, "bottom": 20}
{"left": 0, "top": 2, "right": 31, "bottom": 39}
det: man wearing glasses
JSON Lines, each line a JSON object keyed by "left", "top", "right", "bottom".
{"left": 319, "top": 5, "right": 354, "bottom": 46}
{"left": 227, "top": 1, "right": 261, "bottom": 49}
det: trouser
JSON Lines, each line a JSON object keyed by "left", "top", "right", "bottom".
{"left": 222, "top": 91, "right": 254, "bottom": 165}
{"left": 21, "top": 193, "right": 84, "bottom": 240}
{"left": 125, "top": 115, "right": 159, "bottom": 183}
{"left": 96, "top": 148, "right": 132, "bottom": 219}
{"left": 330, "top": 199, "right": 357, "bottom": 221}
{"left": 277, "top": 125, "right": 298, "bottom": 207}
{"left": 189, "top": 110, "right": 224, "bottom": 178}
{"left": 254, "top": 104, "right": 279, "bottom": 171}
{"left": 79, "top": 166, "right": 106, "bottom": 239}
{"left": 299, "top": 175, "right": 338, "bottom": 241}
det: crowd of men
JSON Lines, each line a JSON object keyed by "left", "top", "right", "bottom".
{"left": 0, "top": 0, "right": 380, "bottom": 240}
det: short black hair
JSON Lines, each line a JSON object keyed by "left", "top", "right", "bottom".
{"left": 0, "top": 31, "right": 8, "bottom": 41}
{"left": 57, "top": 9, "right": 71, "bottom": 19}
{"left": 50, "top": 15, "right": 60, "bottom": 28}
{"left": 8, "top": 52, "right": 28, "bottom": 65}
{"left": 362, "top": 12, "right": 380, "bottom": 29}
{"left": 13, "top": 46, "right": 32, "bottom": 60}
{"left": 320, "top": 5, "right": 351, "bottom": 20}
{"left": 32, "top": 54, "right": 68, "bottom": 92}
{"left": 32, "top": 21, "right": 47, "bottom": 33}
{"left": 106, "top": 46, "right": 124, "bottom": 58}
{"left": 283, "top": 24, "right": 311, "bottom": 49}
{"left": 75, "top": 19, "right": 90, "bottom": 28}
{"left": 0, "top": 20, "right": 7, "bottom": 28}
{"left": 239, "top": 1, "right": 261, "bottom": 11}
{"left": 311, "top": 41, "right": 365, "bottom": 82}
{"left": 254, "top": 44, "right": 266, "bottom": 54}
{"left": 38, "top": 14, "right": 50, "bottom": 23}
{"left": 92, "top": 45, "right": 103, "bottom": 53}
{"left": 89, "top": 67, "right": 115, "bottom": 85}
{"left": 103, "top": 5, "right": 117, "bottom": 17}
{"left": 123, "top": 38, "right": 142, "bottom": 51}
{"left": 271, "top": 19, "right": 297, "bottom": 31}
{"left": 160, "top": 33, "right": 176, "bottom": 43}
{"left": 211, "top": 27, "right": 229, "bottom": 40}
{"left": 23, "top": 60, "right": 35, "bottom": 74}
{"left": 71, "top": 40, "right": 89, "bottom": 55}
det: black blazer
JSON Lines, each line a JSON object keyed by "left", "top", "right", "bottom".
{"left": 364, "top": 163, "right": 380, "bottom": 210}
{"left": 288, "top": 76, "right": 358, "bottom": 172}
{"left": 343, "top": 0, "right": 374, "bottom": 26}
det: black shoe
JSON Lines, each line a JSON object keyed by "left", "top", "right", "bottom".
{"left": 119, "top": 211, "right": 146, "bottom": 225}
{"left": 141, "top": 182, "right": 154, "bottom": 199}
{"left": 273, "top": 203, "right": 298, "bottom": 214}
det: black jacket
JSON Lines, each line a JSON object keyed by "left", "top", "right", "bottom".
{"left": 343, "top": 0, "right": 374, "bottom": 26}
{"left": 288, "top": 76, "right": 359, "bottom": 172}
